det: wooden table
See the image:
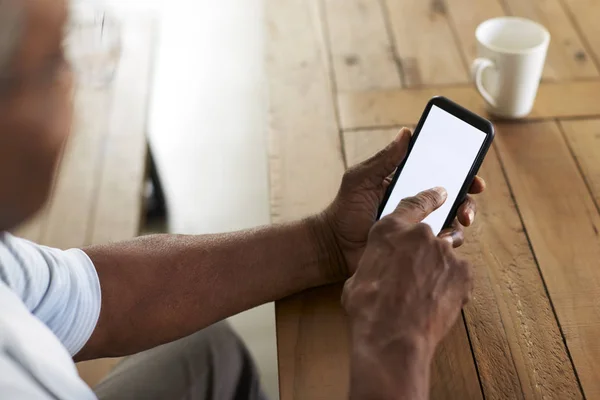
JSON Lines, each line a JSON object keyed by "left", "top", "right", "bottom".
{"left": 267, "top": 0, "right": 600, "bottom": 398}
{"left": 14, "top": 14, "right": 154, "bottom": 387}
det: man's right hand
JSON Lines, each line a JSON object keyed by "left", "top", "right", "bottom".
{"left": 343, "top": 187, "right": 474, "bottom": 400}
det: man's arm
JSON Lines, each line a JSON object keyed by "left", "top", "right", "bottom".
{"left": 77, "top": 129, "right": 481, "bottom": 364}
{"left": 76, "top": 217, "right": 339, "bottom": 361}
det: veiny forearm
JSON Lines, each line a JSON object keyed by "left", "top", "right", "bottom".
{"left": 76, "top": 217, "right": 340, "bottom": 361}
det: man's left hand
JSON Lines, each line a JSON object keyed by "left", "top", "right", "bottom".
{"left": 315, "top": 128, "right": 486, "bottom": 279}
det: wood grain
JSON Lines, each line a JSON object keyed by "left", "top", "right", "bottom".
{"left": 39, "top": 89, "right": 111, "bottom": 249}
{"left": 89, "top": 18, "right": 153, "bottom": 245}
{"left": 444, "top": 0, "right": 506, "bottom": 65}
{"left": 278, "top": 287, "right": 482, "bottom": 400}
{"left": 267, "top": 0, "right": 345, "bottom": 223}
{"left": 338, "top": 81, "right": 600, "bottom": 129}
{"left": 343, "top": 128, "right": 400, "bottom": 167}
{"left": 495, "top": 121, "right": 600, "bottom": 399}
{"left": 461, "top": 148, "right": 582, "bottom": 399}
{"left": 382, "top": 0, "right": 469, "bottom": 86}
{"left": 276, "top": 295, "right": 303, "bottom": 400}
{"left": 561, "top": 0, "right": 600, "bottom": 70}
{"left": 323, "top": 0, "right": 401, "bottom": 91}
{"left": 429, "top": 320, "right": 483, "bottom": 400}
{"left": 560, "top": 119, "right": 600, "bottom": 208}
{"left": 277, "top": 285, "right": 351, "bottom": 400}
{"left": 270, "top": 1, "right": 600, "bottom": 398}
{"left": 502, "top": 0, "right": 598, "bottom": 80}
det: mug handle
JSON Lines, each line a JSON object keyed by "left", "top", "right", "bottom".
{"left": 471, "top": 58, "right": 497, "bottom": 108}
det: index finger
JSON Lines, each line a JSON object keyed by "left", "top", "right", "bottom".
{"left": 393, "top": 187, "right": 448, "bottom": 223}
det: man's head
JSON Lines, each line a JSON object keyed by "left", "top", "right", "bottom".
{"left": 0, "top": 0, "right": 72, "bottom": 231}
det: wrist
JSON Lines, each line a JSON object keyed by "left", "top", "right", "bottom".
{"left": 350, "top": 330, "right": 433, "bottom": 400}
{"left": 304, "top": 212, "right": 349, "bottom": 284}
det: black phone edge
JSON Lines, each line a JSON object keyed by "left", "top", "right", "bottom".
{"left": 376, "top": 96, "right": 495, "bottom": 233}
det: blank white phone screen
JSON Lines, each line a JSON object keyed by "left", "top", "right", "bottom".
{"left": 379, "top": 105, "right": 487, "bottom": 234}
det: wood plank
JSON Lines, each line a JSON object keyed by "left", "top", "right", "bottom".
{"left": 338, "top": 81, "right": 600, "bottom": 129}
{"left": 502, "top": 0, "right": 599, "bottom": 80}
{"left": 277, "top": 285, "right": 351, "bottom": 400}
{"left": 495, "top": 121, "right": 600, "bottom": 399}
{"left": 276, "top": 295, "right": 303, "bottom": 400}
{"left": 88, "top": 18, "right": 153, "bottom": 245}
{"left": 267, "top": 0, "right": 345, "bottom": 223}
{"left": 382, "top": 0, "right": 469, "bottom": 87}
{"left": 444, "top": 0, "right": 506, "bottom": 67}
{"left": 461, "top": 148, "right": 581, "bottom": 399}
{"left": 343, "top": 128, "right": 582, "bottom": 398}
{"left": 343, "top": 129, "right": 482, "bottom": 400}
{"left": 323, "top": 0, "right": 401, "bottom": 91}
{"left": 39, "top": 89, "right": 111, "bottom": 249}
{"left": 343, "top": 128, "right": 399, "bottom": 167}
{"left": 268, "top": 0, "right": 347, "bottom": 398}
{"left": 278, "top": 287, "right": 482, "bottom": 400}
{"left": 561, "top": 0, "right": 600, "bottom": 70}
{"left": 560, "top": 119, "right": 600, "bottom": 208}
{"left": 429, "top": 320, "right": 482, "bottom": 400}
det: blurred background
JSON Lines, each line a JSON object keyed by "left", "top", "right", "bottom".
{"left": 79, "top": 0, "right": 278, "bottom": 398}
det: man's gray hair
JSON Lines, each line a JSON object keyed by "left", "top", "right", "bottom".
{"left": 0, "top": 0, "right": 23, "bottom": 76}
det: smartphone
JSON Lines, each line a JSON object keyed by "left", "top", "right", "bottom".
{"left": 377, "top": 96, "right": 495, "bottom": 235}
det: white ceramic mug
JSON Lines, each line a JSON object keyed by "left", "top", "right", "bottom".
{"left": 472, "top": 17, "right": 550, "bottom": 118}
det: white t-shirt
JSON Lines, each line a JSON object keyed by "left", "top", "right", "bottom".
{"left": 0, "top": 232, "right": 100, "bottom": 399}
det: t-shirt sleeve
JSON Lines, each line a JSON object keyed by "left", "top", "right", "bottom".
{"left": 0, "top": 233, "right": 101, "bottom": 356}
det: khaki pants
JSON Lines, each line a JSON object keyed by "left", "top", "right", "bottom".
{"left": 94, "top": 322, "right": 268, "bottom": 400}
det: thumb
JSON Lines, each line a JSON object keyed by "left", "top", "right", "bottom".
{"left": 361, "top": 128, "right": 412, "bottom": 182}
{"left": 393, "top": 187, "right": 448, "bottom": 223}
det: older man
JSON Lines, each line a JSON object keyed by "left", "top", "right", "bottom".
{"left": 0, "top": 0, "right": 484, "bottom": 399}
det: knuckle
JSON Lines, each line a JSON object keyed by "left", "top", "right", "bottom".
{"left": 342, "top": 277, "right": 381, "bottom": 314}
{"left": 341, "top": 164, "right": 370, "bottom": 191}
{"left": 413, "top": 222, "right": 434, "bottom": 239}
{"left": 377, "top": 213, "right": 405, "bottom": 230}
{"left": 370, "top": 218, "right": 405, "bottom": 246}
{"left": 340, "top": 169, "right": 359, "bottom": 190}
{"left": 369, "top": 218, "right": 396, "bottom": 240}
{"left": 437, "top": 237, "right": 454, "bottom": 253}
